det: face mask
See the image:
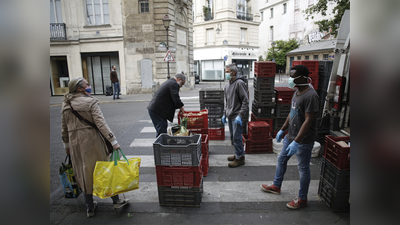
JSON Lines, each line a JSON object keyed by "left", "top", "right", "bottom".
{"left": 288, "top": 76, "right": 311, "bottom": 88}
{"left": 85, "top": 86, "right": 92, "bottom": 96}
{"left": 225, "top": 73, "right": 231, "bottom": 81}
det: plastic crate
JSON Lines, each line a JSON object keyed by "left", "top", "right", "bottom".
{"left": 248, "top": 121, "right": 271, "bottom": 141}
{"left": 209, "top": 127, "right": 225, "bottom": 140}
{"left": 254, "top": 61, "right": 276, "bottom": 77}
{"left": 155, "top": 165, "right": 203, "bottom": 187}
{"left": 188, "top": 128, "right": 209, "bottom": 136}
{"left": 273, "top": 117, "right": 286, "bottom": 131}
{"left": 323, "top": 135, "right": 350, "bottom": 170}
{"left": 320, "top": 158, "right": 350, "bottom": 191}
{"left": 153, "top": 134, "right": 202, "bottom": 166}
{"left": 242, "top": 134, "right": 273, "bottom": 154}
{"left": 274, "top": 87, "right": 295, "bottom": 104}
{"left": 252, "top": 101, "right": 275, "bottom": 119}
{"left": 158, "top": 182, "right": 203, "bottom": 207}
{"left": 201, "top": 152, "right": 209, "bottom": 177}
{"left": 254, "top": 90, "right": 275, "bottom": 106}
{"left": 200, "top": 103, "right": 223, "bottom": 118}
{"left": 253, "top": 77, "right": 275, "bottom": 92}
{"left": 292, "top": 60, "right": 319, "bottom": 77}
{"left": 318, "top": 177, "right": 350, "bottom": 212}
{"left": 250, "top": 113, "right": 273, "bottom": 124}
{"left": 275, "top": 104, "right": 291, "bottom": 118}
{"left": 178, "top": 110, "right": 208, "bottom": 129}
{"left": 201, "top": 134, "right": 209, "bottom": 156}
{"left": 208, "top": 118, "right": 224, "bottom": 128}
{"left": 199, "top": 88, "right": 224, "bottom": 103}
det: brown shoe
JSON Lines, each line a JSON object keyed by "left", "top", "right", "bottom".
{"left": 260, "top": 184, "right": 281, "bottom": 195}
{"left": 228, "top": 156, "right": 245, "bottom": 168}
{"left": 227, "top": 155, "right": 236, "bottom": 161}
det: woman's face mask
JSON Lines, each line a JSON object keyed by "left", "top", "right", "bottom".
{"left": 85, "top": 86, "right": 92, "bottom": 96}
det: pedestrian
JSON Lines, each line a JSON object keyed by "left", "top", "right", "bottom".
{"left": 147, "top": 73, "right": 185, "bottom": 138}
{"left": 110, "top": 65, "right": 121, "bottom": 100}
{"left": 260, "top": 65, "right": 319, "bottom": 209}
{"left": 222, "top": 64, "right": 249, "bottom": 168}
{"left": 61, "top": 77, "right": 129, "bottom": 218}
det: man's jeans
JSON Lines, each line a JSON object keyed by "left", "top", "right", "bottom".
{"left": 113, "top": 82, "right": 120, "bottom": 99}
{"left": 228, "top": 119, "right": 245, "bottom": 159}
{"left": 148, "top": 110, "right": 167, "bottom": 138}
{"left": 273, "top": 135, "right": 314, "bottom": 200}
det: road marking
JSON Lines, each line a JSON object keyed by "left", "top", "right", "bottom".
{"left": 181, "top": 96, "right": 199, "bottom": 100}
{"left": 138, "top": 120, "right": 152, "bottom": 123}
{"left": 141, "top": 127, "right": 156, "bottom": 133}
{"left": 129, "top": 139, "right": 155, "bottom": 147}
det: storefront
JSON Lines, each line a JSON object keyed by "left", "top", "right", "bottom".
{"left": 50, "top": 56, "right": 70, "bottom": 96}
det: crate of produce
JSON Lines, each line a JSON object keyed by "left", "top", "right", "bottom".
{"left": 242, "top": 134, "right": 273, "bottom": 154}
{"left": 323, "top": 135, "right": 350, "bottom": 170}
{"left": 158, "top": 182, "right": 203, "bottom": 207}
{"left": 318, "top": 177, "right": 350, "bottom": 212}
{"left": 254, "top": 77, "right": 275, "bottom": 92}
{"left": 320, "top": 158, "right": 350, "bottom": 191}
{"left": 178, "top": 110, "right": 208, "bottom": 129}
{"left": 275, "top": 104, "right": 291, "bottom": 118}
{"left": 272, "top": 130, "right": 288, "bottom": 138}
{"left": 199, "top": 88, "right": 224, "bottom": 103}
{"left": 208, "top": 118, "right": 224, "bottom": 128}
{"left": 252, "top": 101, "right": 275, "bottom": 119}
{"left": 254, "top": 90, "right": 275, "bottom": 106}
{"left": 201, "top": 134, "right": 209, "bottom": 156}
{"left": 273, "top": 117, "right": 287, "bottom": 131}
{"left": 254, "top": 61, "right": 276, "bottom": 77}
{"left": 209, "top": 127, "right": 225, "bottom": 140}
{"left": 153, "top": 134, "right": 202, "bottom": 166}
{"left": 200, "top": 103, "right": 223, "bottom": 118}
{"left": 201, "top": 152, "right": 209, "bottom": 177}
{"left": 248, "top": 121, "right": 271, "bottom": 141}
{"left": 188, "top": 128, "right": 209, "bottom": 136}
{"left": 155, "top": 165, "right": 203, "bottom": 187}
{"left": 274, "top": 87, "right": 295, "bottom": 104}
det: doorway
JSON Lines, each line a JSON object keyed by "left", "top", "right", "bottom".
{"left": 50, "top": 56, "right": 69, "bottom": 96}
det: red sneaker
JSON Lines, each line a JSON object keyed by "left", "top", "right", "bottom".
{"left": 260, "top": 184, "right": 281, "bottom": 195}
{"left": 286, "top": 197, "right": 307, "bottom": 209}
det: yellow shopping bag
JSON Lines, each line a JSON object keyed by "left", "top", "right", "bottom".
{"left": 93, "top": 149, "right": 141, "bottom": 199}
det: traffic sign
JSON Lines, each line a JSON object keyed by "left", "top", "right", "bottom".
{"left": 163, "top": 50, "right": 175, "bottom": 62}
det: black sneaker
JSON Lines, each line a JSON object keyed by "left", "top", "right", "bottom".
{"left": 86, "top": 201, "right": 97, "bottom": 218}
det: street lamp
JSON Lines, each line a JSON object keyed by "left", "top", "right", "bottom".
{"left": 271, "top": 41, "right": 276, "bottom": 62}
{"left": 163, "top": 14, "right": 171, "bottom": 79}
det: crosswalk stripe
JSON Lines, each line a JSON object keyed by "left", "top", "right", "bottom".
{"left": 141, "top": 127, "right": 156, "bottom": 133}
{"left": 129, "top": 139, "right": 155, "bottom": 147}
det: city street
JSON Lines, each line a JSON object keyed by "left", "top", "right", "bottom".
{"left": 50, "top": 77, "right": 350, "bottom": 224}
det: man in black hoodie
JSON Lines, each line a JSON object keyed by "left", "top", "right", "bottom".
{"left": 222, "top": 64, "right": 249, "bottom": 168}
{"left": 147, "top": 73, "right": 185, "bottom": 137}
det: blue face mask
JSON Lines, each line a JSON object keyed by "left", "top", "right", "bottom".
{"left": 85, "top": 86, "right": 92, "bottom": 95}
{"left": 225, "top": 73, "right": 231, "bottom": 81}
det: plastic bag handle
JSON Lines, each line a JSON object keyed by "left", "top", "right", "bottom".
{"left": 109, "top": 148, "right": 129, "bottom": 166}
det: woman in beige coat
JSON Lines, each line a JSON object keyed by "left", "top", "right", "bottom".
{"left": 61, "top": 77, "right": 128, "bottom": 217}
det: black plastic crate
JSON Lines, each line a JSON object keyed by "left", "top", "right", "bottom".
{"left": 254, "top": 77, "right": 275, "bottom": 92}
{"left": 200, "top": 103, "right": 224, "bottom": 118}
{"left": 158, "top": 182, "right": 203, "bottom": 207}
{"left": 320, "top": 158, "right": 350, "bottom": 191}
{"left": 208, "top": 118, "right": 224, "bottom": 128}
{"left": 254, "top": 90, "right": 275, "bottom": 106}
{"left": 199, "top": 88, "right": 224, "bottom": 103}
{"left": 318, "top": 177, "right": 350, "bottom": 212}
{"left": 273, "top": 117, "right": 286, "bottom": 131}
{"left": 252, "top": 100, "right": 274, "bottom": 119}
{"left": 275, "top": 104, "right": 291, "bottom": 118}
{"left": 242, "top": 121, "right": 248, "bottom": 135}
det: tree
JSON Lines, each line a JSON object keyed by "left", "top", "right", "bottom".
{"left": 264, "top": 39, "right": 300, "bottom": 66}
{"left": 303, "top": 0, "right": 350, "bottom": 37}
{"left": 258, "top": 55, "right": 264, "bottom": 61}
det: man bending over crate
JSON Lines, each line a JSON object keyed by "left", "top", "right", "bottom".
{"left": 222, "top": 64, "right": 249, "bottom": 168}
{"left": 147, "top": 73, "right": 186, "bottom": 137}
{"left": 260, "top": 65, "right": 319, "bottom": 209}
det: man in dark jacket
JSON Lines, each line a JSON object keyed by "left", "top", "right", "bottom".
{"left": 110, "top": 65, "right": 120, "bottom": 100}
{"left": 222, "top": 64, "right": 249, "bottom": 168}
{"left": 147, "top": 73, "right": 185, "bottom": 137}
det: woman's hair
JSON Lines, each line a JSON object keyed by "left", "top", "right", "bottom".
{"left": 63, "top": 77, "right": 85, "bottom": 103}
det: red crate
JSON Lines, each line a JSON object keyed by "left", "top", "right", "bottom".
{"left": 156, "top": 165, "right": 203, "bottom": 187}
{"left": 209, "top": 127, "right": 225, "bottom": 140}
{"left": 291, "top": 60, "right": 319, "bottom": 90}
{"left": 188, "top": 128, "right": 209, "bottom": 135}
{"left": 201, "top": 134, "right": 209, "bottom": 156}
{"left": 248, "top": 121, "right": 270, "bottom": 141}
{"left": 201, "top": 152, "right": 209, "bottom": 177}
{"left": 274, "top": 87, "right": 295, "bottom": 104}
{"left": 254, "top": 61, "right": 276, "bottom": 77}
{"left": 323, "top": 135, "right": 350, "bottom": 170}
{"left": 178, "top": 110, "right": 208, "bottom": 129}
{"left": 242, "top": 134, "right": 273, "bottom": 154}
{"left": 250, "top": 113, "right": 273, "bottom": 129}
{"left": 272, "top": 130, "right": 288, "bottom": 138}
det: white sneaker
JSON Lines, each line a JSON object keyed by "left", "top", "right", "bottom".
{"left": 113, "top": 199, "right": 129, "bottom": 209}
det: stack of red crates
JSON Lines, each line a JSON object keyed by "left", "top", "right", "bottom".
{"left": 291, "top": 60, "right": 319, "bottom": 90}
{"left": 272, "top": 87, "right": 294, "bottom": 138}
{"left": 242, "top": 121, "right": 273, "bottom": 153}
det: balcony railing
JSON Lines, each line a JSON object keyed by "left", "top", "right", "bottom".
{"left": 236, "top": 11, "right": 253, "bottom": 21}
{"left": 204, "top": 12, "right": 214, "bottom": 21}
{"left": 50, "top": 23, "right": 67, "bottom": 40}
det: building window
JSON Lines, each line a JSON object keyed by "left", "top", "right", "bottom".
{"left": 283, "top": 3, "right": 287, "bottom": 14}
{"left": 236, "top": 0, "right": 253, "bottom": 21}
{"left": 86, "top": 0, "right": 110, "bottom": 25}
{"left": 270, "top": 8, "right": 273, "bottom": 18}
{"left": 323, "top": 54, "right": 329, "bottom": 60}
{"left": 297, "top": 56, "right": 301, "bottom": 60}
{"left": 308, "top": 0, "right": 314, "bottom": 6}
{"left": 294, "top": 0, "right": 300, "bottom": 10}
{"left": 50, "top": 0, "right": 63, "bottom": 23}
{"left": 305, "top": 56, "right": 309, "bottom": 60}
{"left": 139, "top": 0, "right": 149, "bottom": 13}
{"left": 240, "top": 28, "right": 247, "bottom": 44}
{"left": 261, "top": 11, "right": 263, "bottom": 21}
{"left": 206, "top": 28, "right": 215, "bottom": 45}
{"left": 270, "top": 26, "right": 273, "bottom": 41}
{"left": 314, "top": 55, "right": 319, "bottom": 60}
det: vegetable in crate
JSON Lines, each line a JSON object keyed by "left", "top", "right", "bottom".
{"left": 175, "top": 117, "right": 189, "bottom": 136}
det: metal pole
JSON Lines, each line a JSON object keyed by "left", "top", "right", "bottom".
{"left": 167, "top": 27, "right": 170, "bottom": 79}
